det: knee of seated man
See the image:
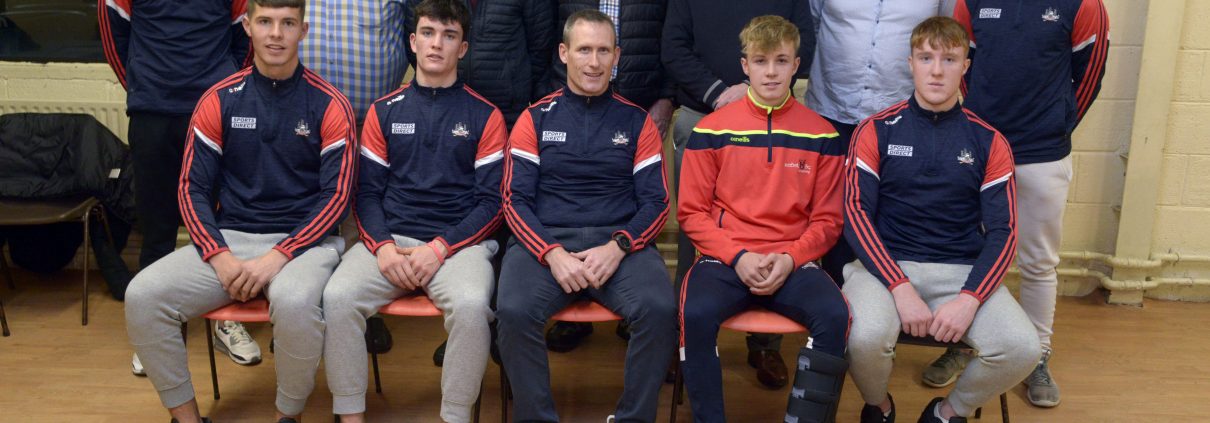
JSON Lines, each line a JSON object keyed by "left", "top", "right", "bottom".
{"left": 123, "top": 273, "right": 169, "bottom": 312}
{"left": 845, "top": 320, "right": 896, "bottom": 355}
{"left": 981, "top": 330, "right": 1043, "bottom": 370}
{"left": 493, "top": 297, "right": 544, "bottom": 327}
{"left": 446, "top": 295, "right": 493, "bottom": 323}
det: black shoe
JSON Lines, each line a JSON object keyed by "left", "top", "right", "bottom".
{"left": 277, "top": 418, "right": 299, "bottom": 423}
{"left": 545, "top": 321, "right": 593, "bottom": 352}
{"left": 747, "top": 349, "right": 789, "bottom": 389}
{"left": 170, "top": 419, "right": 212, "bottom": 423}
{"left": 615, "top": 320, "right": 632, "bottom": 341}
{"left": 365, "top": 316, "right": 393, "bottom": 354}
{"left": 861, "top": 394, "right": 895, "bottom": 423}
{"left": 917, "top": 397, "right": 965, "bottom": 423}
{"left": 433, "top": 340, "right": 447, "bottom": 367}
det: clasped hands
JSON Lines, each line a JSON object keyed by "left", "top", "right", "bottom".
{"left": 892, "top": 283, "right": 980, "bottom": 343}
{"left": 210, "top": 250, "right": 289, "bottom": 302}
{"left": 375, "top": 242, "right": 447, "bottom": 291}
{"left": 545, "top": 242, "right": 627, "bottom": 294}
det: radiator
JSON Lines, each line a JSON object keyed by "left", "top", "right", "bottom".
{"left": 0, "top": 100, "right": 129, "bottom": 142}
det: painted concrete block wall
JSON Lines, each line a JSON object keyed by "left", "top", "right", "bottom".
{"left": 0, "top": 62, "right": 128, "bottom": 141}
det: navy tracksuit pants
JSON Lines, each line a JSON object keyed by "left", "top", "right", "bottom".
{"left": 678, "top": 256, "right": 850, "bottom": 422}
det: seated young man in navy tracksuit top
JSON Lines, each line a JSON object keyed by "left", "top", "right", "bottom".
{"left": 496, "top": 9, "right": 675, "bottom": 423}
{"left": 321, "top": 1, "right": 507, "bottom": 422}
{"left": 843, "top": 17, "right": 1042, "bottom": 423}
{"left": 124, "top": 1, "right": 356, "bottom": 422}
{"left": 677, "top": 16, "right": 851, "bottom": 423}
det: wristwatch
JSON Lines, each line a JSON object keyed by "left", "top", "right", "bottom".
{"left": 612, "top": 233, "right": 632, "bottom": 254}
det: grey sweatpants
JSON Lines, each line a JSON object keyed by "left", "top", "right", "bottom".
{"left": 843, "top": 261, "right": 1042, "bottom": 417}
{"left": 322, "top": 237, "right": 497, "bottom": 422}
{"left": 125, "top": 229, "right": 343, "bottom": 415}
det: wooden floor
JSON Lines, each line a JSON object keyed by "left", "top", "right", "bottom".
{"left": 2, "top": 267, "right": 1209, "bottom": 422}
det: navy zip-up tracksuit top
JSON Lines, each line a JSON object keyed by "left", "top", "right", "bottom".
{"left": 845, "top": 97, "right": 1017, "bottom": 302}
{"left": 99, "top": 0, "right": 251, "bottom": 115}
{"left": 181, "top": 65, "right": 357, "bottom": 262}
{"left": 955, "top": 0, "right": 1109, "bottom": 165}
{"left": 504, "top": 89, "right": 669, "bottom": 264}
{"left": 356, "top": 80, "right": 508, "bottom": 257}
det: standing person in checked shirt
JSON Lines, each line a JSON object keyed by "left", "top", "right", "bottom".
{"left": 947, "top": 0, "right": 1109, "bottom": 407}
{"left": 300, "top": 0, "right": 413, "bottom": 360}
{"left": 320, "top": 1, "right": 508, "bottom": 421}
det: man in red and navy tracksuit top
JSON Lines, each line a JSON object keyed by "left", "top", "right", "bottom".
{"left": 124, "top": 2, "right": 356, "bottom": 422}
{"left": 951, "top": 1, "right": 1109, "bottom": 406}
{"left": 99, "top": 0, "right": 250, "bottom": 271}
{"left": 496, "top": 10, "right": 675, "bottom": 423}
{"left": 322, "top": 2, "right": 507, "bottom": 421}
{"left": 842, "top": 17, "right": 1041, "bottom": 423}
{"left": 677, "top": 16, "right": 850, "bottom": 423}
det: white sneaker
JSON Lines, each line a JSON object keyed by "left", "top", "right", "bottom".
{"left": 131, "top": 353, "right": 146, "bottom": 376}
{"left": 214, "top": 320, "right": 262, "bottom": 365}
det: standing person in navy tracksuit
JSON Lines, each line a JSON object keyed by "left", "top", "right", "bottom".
{"left": 495, "top": 9, "right": 675, "bottom": 423}
{"left": 124, "top": 1, "right": 357, "bottom": 422}
{"left": 843, "top": 17, "right": 1041, "bottom": 423}
{"left": 99, "top": 0, "right": 263, "bottom": 372}
{"left": 938, "top": 0, "right": 1110, "bottom": 407}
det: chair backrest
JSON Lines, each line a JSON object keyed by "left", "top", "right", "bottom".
{"left": 201, "top": 298, "right": 271, "bottom": 323}
{"left": 550, "top": 300, "right": 622, "bottom": 322}
{"left": 720, "top": 306, "right": 807, "bottom": 334}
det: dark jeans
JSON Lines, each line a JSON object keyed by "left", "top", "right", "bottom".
{"left": 820, "top": 116, "right": 859, "bottom": 286}
{"left": 496, "top": 227, "right": 676, "bottom": 423}
{"left": 127, "top": 112, "right": 189, "bottom": 269}
{"left": 679, "top": 256, "right": 850, "bottom": 422}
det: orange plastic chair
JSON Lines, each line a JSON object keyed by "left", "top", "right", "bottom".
{"left": 669, "top": 306, "right": 807, "bottom": 422}
{"left": 499, "top": 300, "right": 622, "bottom": 422}
{"left": 201, "top": 298, "right": 270, "bottom": 400}
{"left": 371, "top": 293, "right": 483, "bottom": 423}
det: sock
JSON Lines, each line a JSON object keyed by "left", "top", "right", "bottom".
{"left": 933, "top": 401, "right": 950, "bottom": 423}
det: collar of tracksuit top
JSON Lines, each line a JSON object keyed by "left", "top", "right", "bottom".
{"left": 677, "top": 90, "right": 845, "bottom": 269}
{"left": 844, "top": 95, "right": 1017, "bottom": 303}
{"left": 503, "top": 88, "right": 669, "bottom": 265}
{"left": 955, "top": 0, "right": 1110, "bottom": 165}
{"left": 354, "top": 78, "right": 507, "bottom": 259}
{"left": 180, "top": 63, "right": 356, "bottom": 262}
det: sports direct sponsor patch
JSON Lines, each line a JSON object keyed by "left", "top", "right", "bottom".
{"left": 541, "top": 131, "right": 567, "bottom": 142}
{"left": 887, "top": 144, "right": 914, "bottom": 157}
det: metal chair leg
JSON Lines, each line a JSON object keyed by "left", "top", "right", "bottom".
{"left": 371, "top": 350, "right": 382, "bottom": 394}
{"left": 206, "top": 318, "right": 220, "bottom": 400}
{"left": 0, "top": 250, "right": 13, "bottom": 290}
{"left": 81, "top": 205, "right": 92, "bottom": 326}
{"left": 1000, "top": 392, "right": 1009, "bottom": 423}
{"left": 670, "top": 362, "right": 683, "bottom": 422}
{"left": 1, "top": 297, "right": 10, "bottom": 337}
{"left": 500, "top": 367, "right": 509, "bottom": 423}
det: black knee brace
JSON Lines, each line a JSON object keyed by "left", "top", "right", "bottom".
{"left": 783, "top": 347, "right": 848, "bottom": 423}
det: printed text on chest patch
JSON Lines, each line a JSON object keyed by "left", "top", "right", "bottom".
{"left": 887, "top": 144, "right": 914, "bottom": 157}
{"left": 392, "top": 123, "right": 415, "bottom": 135}
{"left": 231, "top": 116, "right": 256, "bottom": 129}
{"left": 979, "top": 8, "right": 1001, "bottom": 19}
{"left": 542, "top": 131, "right": 567, "bottom": 142}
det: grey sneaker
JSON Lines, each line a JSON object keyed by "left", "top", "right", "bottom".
{"left": 1026, "top": 349, "right": 1060, "bottom": 407}
{"left": 922, "top": 348, "right": 971, "bottom": 388}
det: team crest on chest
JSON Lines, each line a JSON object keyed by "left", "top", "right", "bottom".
{"left": 957, "top": 149, "right": 975, "bottom": 165}
{"left": 612, "top": 131, "right": 629, "bottom": 146}
{"left": 1042, "top": 7, "right": 1060, "bottom": 22}
{"left": 451, "top": 122, "right": 470, "bottom": 138}
{"left": 294, "top": 119, "right": 311, "bottom": 137}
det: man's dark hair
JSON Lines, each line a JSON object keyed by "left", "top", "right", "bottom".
{"left": 412, "top": 0, "right": 472, "bottom": 40}
{"left": 562, "top": 9, "right": 615, "bottom": 47}
{"left": 247, "top": 0, "right": 306, "bottom": 17}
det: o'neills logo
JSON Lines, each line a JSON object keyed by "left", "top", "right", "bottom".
{"left": 231, "top": 116, "right": 256, "bottom": 129}
{"left": 542, "top": 131, "right": 567, "bottom": 142}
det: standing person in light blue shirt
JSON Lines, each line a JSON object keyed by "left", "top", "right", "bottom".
{"left": 301, "top": 0, "right": 412, "bottom": 358}
{"left": 806, "top": 0, "right": 955, "bottom": 290}
{"left": 302, "top": 0, "right": 411, "bottom": 122}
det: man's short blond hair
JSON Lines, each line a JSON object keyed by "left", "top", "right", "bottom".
{"left": 910, "top": 16, "right": 969, "bottom": 56}
{"left": 739, "top": 15, "right": 800, "bottom": 57}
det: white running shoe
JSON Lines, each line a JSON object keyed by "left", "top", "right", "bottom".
{"left": 131, "top": 353, "right": 145, "bottom": 376}
{"left": 214, "top": 320, "right": 262, "bottom": 365}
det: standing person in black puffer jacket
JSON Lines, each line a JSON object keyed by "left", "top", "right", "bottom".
{"left": 542, "top": 0, "right": 677, "bottom": 355}
{"left": 406, "top": 0, "right": 558, "bottom": 128}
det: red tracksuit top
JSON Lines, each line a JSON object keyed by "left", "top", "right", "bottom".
{"left": 678, "top": 92, "right": 846, "bottom": 268}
